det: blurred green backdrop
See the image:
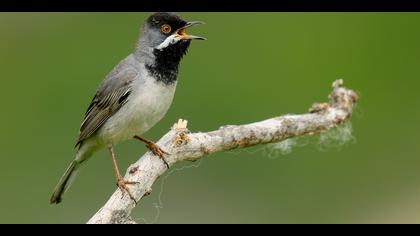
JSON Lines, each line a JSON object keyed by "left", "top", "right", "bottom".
{"left": 1, "top": 12, "right": 420, "bottom": 224}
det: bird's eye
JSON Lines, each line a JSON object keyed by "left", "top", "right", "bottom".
{"left": 161, "top": 24, "right": 172, "bottom": 34}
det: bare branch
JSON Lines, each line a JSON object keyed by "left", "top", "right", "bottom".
{"left": 87, "top": 79, "right": 358, "bottom": 224}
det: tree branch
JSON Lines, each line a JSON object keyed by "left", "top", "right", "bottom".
{"left": 87, "top": 79, "right": 358, "bottom": 224}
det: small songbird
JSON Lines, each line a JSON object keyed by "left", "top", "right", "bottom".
{"left": 50, "top": 12, "right": 205, "bottom": 204}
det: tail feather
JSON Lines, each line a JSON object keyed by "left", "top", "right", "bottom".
{"left": 50, "top": 160, "right": 79, "bottom": 204}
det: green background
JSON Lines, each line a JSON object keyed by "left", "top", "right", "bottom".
{"left": 1, "top": 13, "right": 420, "bottom": 223}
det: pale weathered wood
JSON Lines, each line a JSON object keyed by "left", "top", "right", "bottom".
{"left": 87, "top": 79, "right": 358, "bottom": 224}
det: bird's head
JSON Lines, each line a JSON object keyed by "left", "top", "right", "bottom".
{"left": 137, "top": 12, "right": 205, "bottom": 58}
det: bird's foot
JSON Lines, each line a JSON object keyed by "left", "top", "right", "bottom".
{"left": 146, "top": 142, "right": 170, "bottom": 169}
{"left": 134, "top": 136, "right": 170, "bottom": 168}
{"left": 116, "top": 176, "right": 139, "bottom": 204}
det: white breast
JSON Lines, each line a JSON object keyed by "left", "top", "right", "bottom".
{"left": 98, "top": 73, "right": 177, "bottom": 145}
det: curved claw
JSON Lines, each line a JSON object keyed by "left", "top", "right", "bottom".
{"left": 116, "top": 177, "right": 139, "bottom": 204}
{"left": 134, "top": 136, "right": 170, "bottom": 169}
{"left": 148, "top": 145, "right": 170, "bottom": 169}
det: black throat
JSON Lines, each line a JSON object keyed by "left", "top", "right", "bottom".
{"left": 146, "top": 40, "right": 191, "bottom": 85}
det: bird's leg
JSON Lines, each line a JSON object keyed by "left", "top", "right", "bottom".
{"left": 134, "top": 136, "right": 170, "bottom": 168}
{"left": 108, "top": 145, "right": 138, "bottom": 204}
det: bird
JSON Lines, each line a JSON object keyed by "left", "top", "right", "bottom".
{"left": 50, "top": 12, "right": 205, "bottom": 204}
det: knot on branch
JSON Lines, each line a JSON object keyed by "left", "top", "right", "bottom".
{"left": 329, "top": 79, "right": 358, "bottom": 113}
{"left": 309, "top": 80, "right": 358, "bottom": 115}
{"left": 172, "top": 119, "right": 190, "bottom": 147}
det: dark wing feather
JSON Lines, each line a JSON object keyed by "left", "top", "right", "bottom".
{"left": 75, "top": 68, "right": 137, "bottom": 147}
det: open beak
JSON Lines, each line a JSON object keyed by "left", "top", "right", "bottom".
{"left": 176, "top": 21, "right": 206, "bottom": 40}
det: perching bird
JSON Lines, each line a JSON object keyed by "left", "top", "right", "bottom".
{"left": 50, "top": 12, "right": 205, "bottom": 204}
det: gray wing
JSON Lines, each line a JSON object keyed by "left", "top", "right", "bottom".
{"left": 75, "top": 67, "right": 138, "bottom": 147}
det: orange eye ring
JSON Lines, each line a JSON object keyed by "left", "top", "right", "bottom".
{"left": 161, "top": 24, "right": 171, "bottom": 34}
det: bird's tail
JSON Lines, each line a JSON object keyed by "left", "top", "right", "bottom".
{"left": 50, "top": 160, "right": 80, "bottom": 204}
